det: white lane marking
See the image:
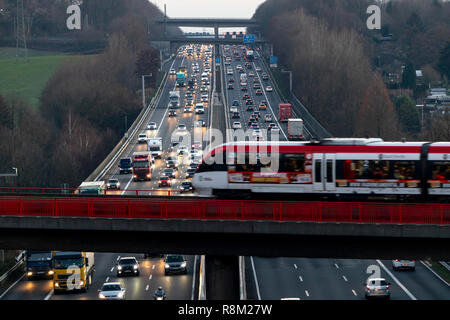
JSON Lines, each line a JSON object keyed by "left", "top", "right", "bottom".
{"left": 152, "top": 265, "right": 155, "bottom": 270}
{"left": 294, "top": 264, "right": 298, "bottom": 269}
{"left": 117, "top": 256, "right": 121, "bottom": 261}
{"left": 352, "top": 289, "right": 357, "bottom": 296}
{"left": 120, "top": 177, "right": 133, "bottom": 195}
{"left": 334, "top": 263, "right": 339, "bottom": 269}
{"left": 342, "top": 275, "right": 348, "bottom": 282}
{"left": 376, "top": 259, "right": 417, "bottom": 300}
{"left": 105, "top": 277, "right": 109, "bottom": 282}
{"left": 305, "top": 290, "right": 309, "bottom": 297}
{"left": 145, "top": 285, "right": 149, "bottom": 291}
{"left": 299, "top": 276, "right": 303, "bottom": 282}
{"left": 44, "top": 290, "right": 54, "bottom": 301}
{"left": 420, "top": 260, "right": 450, "bottom": 287}
{"left": 0, "top": 273, "right": 25, "bottom": 300}
{"left": 110, "top": 266, "right": 114, "bottom": 272}
{"left": 250, "top": 256, "right": 262, "bottom": 300}
{"left": 191, "top": 255, "right": 198, "bottom": 300}
{"left": 149, "top": 274, "right": 153, "bottom": 280}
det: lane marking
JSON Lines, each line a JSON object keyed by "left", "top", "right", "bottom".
{"left": 191, "top": 255, "right": 198, "bottom": 300}
{"left": 376, "top": 259, "right": 417, "bottom": 300}
{"left": 334, "top": 263, "right": 339, "bottom": 269}
{"left": 299, "top": 276, "right": 303, "bottom": 282}
{"left": 0, "top": 273, "right": 25, "bottom": 300}
{"left": 352, "top": 289, "right": 357, "bottom": 296}
{"left": 110, "top": 266, "right": 114, "bottom": 272}
{"left": 250, "top": 256, "right": 262, "bottom": 300}
{"left": 305, "top": 290, "right": 309, "bottom": 297}
{"left": 117, "top": 256, "right": 121, "bottom": 261}
{"left": 152, "top": 265, "right": 155, "bottom": 270}
{"left": 149, "top": 274, "right": 153, "bottom": 280}
{"left": 145, "top": 285, "right": 149, "bottom": 291}
{"left": 44, "top": 289, "right": 53, "bottom": 301}
{"left": 420, "top": 260, "right": 450, "bottom": 287}
{"left": 342, "top": 275, "right": 348, "bottom": 282}
{"left": 294, "top": 264, "right": 298, "bottom": 269}
{"left": 105, "top": 277, "right": 109, "bottom": 282}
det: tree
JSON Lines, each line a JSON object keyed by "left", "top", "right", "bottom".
{"left": 438, "top": 41, "right": 450, "bottom": 80}
{"left": 135, "top": 46, "right": 160, "bottom": 87}
{"left": 394, "top": 95, "right": 420, "bottom": 134}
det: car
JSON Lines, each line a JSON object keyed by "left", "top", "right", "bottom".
{"left": 246, "top": 105, "right": 254, "bottom": 112}
{"left": 180, "top": 181, "right": 194, "bottom": 193}
{"left": 270, "top": 126, "right": 280, "bottom": 133}
{"left": 250, "top": 123, "right": 260, "bottom": 130}
{"left": 147, "top": 122, "right": 157, "bottom": 130}
{"left": 195, "top": 104, "right": 205, "bottom": 114}
{"left": 177, "top": 145, "right": 189, "bottom": 156}
{"left": 253, "top": 78, "right": 260, "bottom": 84}
{"left": 228, "top": 78, "right": 235, "bottom": 83}
{"left": 164, "top": 254, "right": 187, "bottom": 275}
{"left": 238, "top": 68, "right": 245, "bottom": 74}
{"left": 365, "top": 278, "right": 391, "bottom": 300}
{"left": 195, "top": 119, "right": 206, "bottom": 127}
{"left": 252, "top": 129, "right": 263, "bottom": 138}
{"left": 241, "top": 86, "right": 248, "bottom": 92}
{"left": 232, "top": 112, "right": 240, "bottom": 119}
{"left": 169, "top": 68, "right": 176, "bottom": 75}
{"left": 119, "top": 157, "right": 132, "bottom": 174}
{"left": 262, "top": 73, "right": 269, "bottom": 80}
{"left": 392, "top": 259, "right": 415, "bottom": 271}
{"left": 253, "top": 84, "right": 261, "bottom": 90}
{"left": 184, "top": 106, "right": 192, "bottom": 113}
{"left": 259, "top": 101, "right": 267, "bottom": 110}
{"left": 255, "top": 89, "right": 263, "bottom": 96}
{"left": 230, "top": 106, "right": 238, "bottom": 113}
{"left": 138, "top": 133, "right": 147, "bottom": 143}
{"left": 253, "top": 111, "right": 261, "bottom": 118}
{"left": 189, "top": 162, "right": 199, "bottom": 170}
{"left": 268, "top": 123, "right": 276, "bottom": 129}
{"left": 166, "top": 156, "right": 178, "bottom": 169}
{"left": 246, "top": 99, "right": 254, "bottom": 105}
{"left": 255, "top": 67, "right": 262, "bottom": 72}
{"left": 192, "top": 141, "right": 202, "bottom": 150}
{"left": 227, "top": 84, "right": 234, "bottom": 90}
{"left": 232, "top": 122, "right": 242, "bottom": 129}
{"left": 159, "top": 176, "right": 171, "bottom": 187}
{"left": 242, "top": 94, "right": 250, "bottom": 100}
{"left": 163, "top": 168, "right": 176, "bottom": 179}
{"left": 117, "top": 257, "right": 139, "bottom": 277}
{"left": 186, "top": 168, "right": 196, "bottom": 179}
{"left": 168, "top": 110, "right": 177, "bottom": 117}
{"left": 248, "top": 119, "right": 257, "bottom": 127}
{"left": 98, "top": 282, "right": 126, "bottom": 300}
{"left": 106, "top": 178, "right": 120, "bottom": 190}
{"left": 248, "top": 72, "right": 255, "bottom": 77}
{"left": 177, "top": 124, "right": 187, "bottom": 131}
{"left": 266, "top": 86, "right": 273, "bottom": 92}
{"left": 227, "top": 68, "right": 233, "bottom": 75}
{"left": 264, "top": 114, "right": 273, "bottom": 122}
{"left": 201, "top": 95, "right": 208, "bottom": 103}
{"left": 232, "top": 100, "right": 240, "bottom": 107}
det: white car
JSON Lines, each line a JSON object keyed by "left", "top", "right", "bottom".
{"left": 195, "top": 104, "right": 205, "bottom": 114}
{"left": 201, "top": 94, "right": 208, "bottom": 102}
{"left": 169, "top": 68, "right": 176, "bottom": 75}
{"left": 230, "top": 106, "right": 238, "bottom": 113}
{"left": 147, "top": 122, "right": 157, "bottom": 130}
{"left": 98, "top": 282, "right": 126, "bottom": 300}
{"left": 392, "top": 259, "right": 415, "bottom": 271}
{"left": 177, "top": 124, "right": 187, "bottom": 131}
{"left": 232, "top": 122, "right": 242, "bottom": 129}
{"left": 192, "top": 141, "right": 202, "bottom": 150}
{"left": 138, "top": 133, "right": 147, "bottom": 143}
{"left": 264, "top": 114, "right": 273, "bottom": 122}
{"left": 227, "top": 68, "right": 233, "bottom": 75}
{"left": 255, "top": 67, "right": 262, "bottom": 72}
{"left": 266, "top": 86, "right": 273, "bottom": 92}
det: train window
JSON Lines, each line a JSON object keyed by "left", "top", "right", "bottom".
{"left": 279, "top": 153, "right": 305, "bottom": 172}
{"left": 196, "top": 162, "right": 227, "bottom": 173}
{"left": 336, "top": 160, "right": 418, "bottom": 180}
{"left": 431, "top": 161, "right": 450, "bottom": 180}
{"left": 315, "top": 160, "right": 322, "bottom": 182}
{"left": 326, "top": 160, "right": 333, "bottom": 182}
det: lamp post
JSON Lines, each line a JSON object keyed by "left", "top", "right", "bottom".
{"left": 281, "top": 69, "right": 293, "bottom": 95}
{"left": 142, "top": 74, "right": 152, "bottom": 109}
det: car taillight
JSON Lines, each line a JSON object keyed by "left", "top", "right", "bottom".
{"left": 395, "top": 259, "right": 399, "bottom": 262}
{"left": 386, "top": 285, "right": 390, "bottom": 290}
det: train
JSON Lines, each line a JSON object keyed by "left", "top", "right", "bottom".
{"left": 191, "top": 138, "right": 450, "bottom": 201}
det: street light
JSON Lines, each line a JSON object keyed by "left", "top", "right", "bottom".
{"left": 281, "top": 69, "right": 293, "bottom": 95}
{"left": 142, "top": 74, "right": 152, "bottom": 109}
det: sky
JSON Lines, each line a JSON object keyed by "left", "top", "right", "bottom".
{"left": 149, "top": 0, "right": 265, "bottom": 32}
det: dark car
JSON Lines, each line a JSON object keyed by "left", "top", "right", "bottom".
{"left": 159, "top": 176, "right": 171, "bottom": 187}
{"left": 168, "top": 110, "right": 177, "bottom": 117}
{"left": 186, "top": 168, "right": 196, "bottom": 178}
{"left": 180, "top": 181, "right": 194, "bottom": 193}
{"left": 227, "top": 84, "right": 234, "bottom": 90}
{"left": 166, "top": 156, "right": 178, "bottom": 169}
{"left": 246, "top": 99, "right": 254, "bottom": 105}
{"left": 255, "top": 89, "right": 263, "bottom": 96}
{"left": 242, "top": 94, "right": 250, "bottom": 100}
{"left": 232, "top": 100, "right": 240, "bottom": 107}
{"left": 232, "top": 112, "right": 240, "bottom": 119}
{"left": 117, "top": 257, "right": 139, "bottom": 277}
{"left": 246, "top": 105, "right": 254, "bottom": 112}
{"left": 241, "top": 86, "right": 247, "bottom": 91}
{"left": 119, "top": 157, "right": 132, "bottom": 174}
{"left": 163, "top": 168, "right": 176, "bottom": 179}
{"left": 164, "top": 254, "right": 187, "bottom": 275}
{"left": 228, "top": 78, "right": 235, "bottom": 83}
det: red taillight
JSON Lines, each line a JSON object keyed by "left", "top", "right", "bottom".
{"left": 411, "top": 260, "right": 415, "bottom": 262}
{"left": 395, "top": 259, "right": 399, "bottom": 262}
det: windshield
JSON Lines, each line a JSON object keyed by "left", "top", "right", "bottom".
{"left": 149, "top": 147, "right": 161, "bottom": 151}
{"left": 26, "top": 251, "right": 52, "bottom": 261}
{"left": 119, "top": 258, "right": 136, "bottom": 265}
{"left": 54, "top": 256, "right": 83, "bottom": 269}
{"left": 120, "top": 159, "right": 131, "bottom": 166}
{"left": 102, "top": 284, "right": 122, "bottom": 291}
{"left": 166, "top": 255, "right": 184, "bottom": 263}
{"left": 133, "top": 162, "right": 149, "bottom": 168}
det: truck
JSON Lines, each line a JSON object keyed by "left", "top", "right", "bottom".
{"left": 52, "top": 251, "right": 95, "bottom": 293}
{"left": 288, "top": 118, "right": 304, "bottom": 141}
{"left": 25, "top": 250, "right": 53, "bottom": 280}
{"left": 148, "top": 137, "right": 163, "bottom": 159}
{"left": 240, "top": 73, "right": 247, "bottom": 84}
{"left": 132, "top": 151, "right": 152, "bottom": 181}
{"left": 178, "top": 66, "right": 188, "bottom": 75}
{"left": 77, "top": 181, "right": 105, "bottom": 195}
{"left": 169, "top": 91, "right": 180, "bottom": 108}
{"left": 176, "top": 72, "right": 186, "bottom": 87}
{"left": 279, "top": 103, "right": 292, "bottom": 122}
{"left": 246, "top": 50, "right": 254, "bottom": 62}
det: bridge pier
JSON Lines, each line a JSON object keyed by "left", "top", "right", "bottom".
{"left": 205, "top": 255, "right": 240, "bottom": 300}
{"left": 214, "top": 25, "right": 219, "bottom": 39}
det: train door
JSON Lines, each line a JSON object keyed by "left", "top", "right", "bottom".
{"left": 313, "top": 153, "right": 336, "bottom": 192}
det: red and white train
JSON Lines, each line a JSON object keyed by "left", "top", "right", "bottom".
{"left": 192, "top": 138, "right": 450, "bottom": 200}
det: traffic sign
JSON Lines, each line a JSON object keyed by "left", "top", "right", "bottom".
{"left": 215, "top": 57, "right": 220, "bottom": 64}
{"left": 270, "top": 56, "right": 278, "bottom": 68}
{"left": 243, "top": 34, "right": 255, "bottom": 44}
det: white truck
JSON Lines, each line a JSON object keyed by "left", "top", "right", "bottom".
{"left": 77, "top": 181, "right": 106, "bottom": 195}
{"left": 288, "top": 118, "right": 304, "bottom": 141}
{"left": 169, "top": 91, "right": 180, "bottom": 108}
{"left": 147, "top": 137, "right": 163, "bottom": 159}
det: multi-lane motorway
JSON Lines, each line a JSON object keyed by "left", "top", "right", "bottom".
{"left": 2, "top": 43, "right": 449, "bottom": 300}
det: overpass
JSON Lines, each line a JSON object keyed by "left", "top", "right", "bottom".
{"left": 0, "top": 194, "right": 449, "bottom": 260}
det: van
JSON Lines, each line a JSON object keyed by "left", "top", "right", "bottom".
{"left": 138, "top": 133, "right": 148, "bottom": 144}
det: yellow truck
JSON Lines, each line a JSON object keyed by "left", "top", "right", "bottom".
{"left": 52, "top": 251, "right": 95, "bottom": 293}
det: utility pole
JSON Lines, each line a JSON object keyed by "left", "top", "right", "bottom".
{"left": 15, "top": 0, "right": 28, "bottom": 63}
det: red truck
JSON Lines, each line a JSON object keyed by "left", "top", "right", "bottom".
{"left": 132, "top": 152, "right": 152, "bottom": 181}
{"left": 279, "top": 103, "right": 292, "bottom": 122}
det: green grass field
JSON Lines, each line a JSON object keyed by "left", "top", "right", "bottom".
{"left": 0, "top": 48, "right": 86, "bottom": 108}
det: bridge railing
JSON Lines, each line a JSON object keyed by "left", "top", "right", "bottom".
{"left": 0, "top": 196, "right": 448, "bottom": 225}
{"left": 0, "top": 187, "right": 185, "bottom": 196}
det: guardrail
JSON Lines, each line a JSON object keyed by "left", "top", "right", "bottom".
{"left": 0, "top": 258, "right": 23, "bottom": 283}
{"left": 0, "top": 196, "right": 449, "bottom": 225}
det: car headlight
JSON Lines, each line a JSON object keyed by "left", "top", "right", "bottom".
{"left": 27, "top": 271, "right": 33, "bottom": 276}
{"left": 133, "top": 265, "right": 138, "bottom": 270}
{"left": 55, "top": 282, "right": 59, "bottom": 287}
{"left": 48, "top": 270, "right": 54, "bottom": 275}
{"left": 165, "top": 263, "right": 170, "bottom": 269}
{"left": 117, "top": 291, "right": 124, "bottom": 298}
{"left": 99, "top": 293, "right": 105, "bottom": 299}
{"left": 117, "top": 266, "right": 122, "bottom": 270}
{"left": 181, "top": 262, "right": 187, "bottom": 268}
{"left": 117, "top": 183, "right": 120, "bottom": 187}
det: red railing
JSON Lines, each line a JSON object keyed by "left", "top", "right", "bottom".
{"left": 0, "top": 196, "right": 449, "bottom": 225}
{"left": 0, "top": 187, "right": 182, "bottom": 196}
